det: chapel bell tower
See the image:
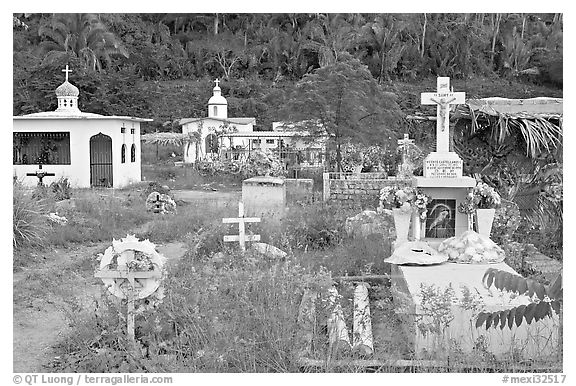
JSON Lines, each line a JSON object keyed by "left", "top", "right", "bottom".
{"left": 208, "top": 78, "right": 228, "bottom": 119}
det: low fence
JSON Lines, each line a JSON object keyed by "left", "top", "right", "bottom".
{"left": 323, "top": 172, "right": 411, "bottom": 208}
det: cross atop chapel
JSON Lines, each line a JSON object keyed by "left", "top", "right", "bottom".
{"left": 62, "top": 65, "right": 72, "bottom": 82}
{"left": 421, "top": 77, "right": 465, "bottom": 153}
{"left": 214, "top": 78, "right": 220, "bottom": 88}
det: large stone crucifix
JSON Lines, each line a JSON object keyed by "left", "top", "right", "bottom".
{"left": 421, "top": 77, "right": 465, "bottom": 153}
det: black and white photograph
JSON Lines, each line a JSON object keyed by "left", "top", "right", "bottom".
{"left": 11, "top": 9, "right": 565, "bottom": 381}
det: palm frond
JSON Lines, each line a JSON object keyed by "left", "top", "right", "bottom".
{"left": 141, "top": 132, "right": 200, "bottom": 147}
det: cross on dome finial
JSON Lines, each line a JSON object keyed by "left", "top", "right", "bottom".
{"left": 214, "top": 78, "right": 220, "bottom": 88}
{"left": 62, "top": 65, "right": 72, "bottom": 82}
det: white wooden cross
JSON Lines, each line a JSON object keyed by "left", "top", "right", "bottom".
{"left": 397, "top": 133, "right": 415, "bottom": 165}
{"left": 95, "top": 252, "right": 162, "bottom": 349}
{"left": 222, "top": 201, "right": 261, "bottom": 251}
{"left": 214, "top": 78, "right": 220, "bottom": 87}
{"left": 421, "top": 77, "right": 465, "bottom": 153}
{"left": 62, "top": 65, "right": 72, "bottom": 81}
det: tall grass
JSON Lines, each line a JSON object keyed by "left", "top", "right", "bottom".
{"left": 13, "top": 182, "right": 47, "bottom": 250}
{"left": 55, "top": 253, "right": 334, "bottom": 372}
{"left": 47, "top": 190, "right": 151, "bottom": 245}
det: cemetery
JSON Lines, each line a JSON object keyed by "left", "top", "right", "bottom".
{"left": 13, "top": 13, "right": 563, "bottom": 375}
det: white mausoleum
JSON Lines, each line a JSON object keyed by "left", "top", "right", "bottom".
{"left": 13, "top": 66, "right": 152, "bottom": 188}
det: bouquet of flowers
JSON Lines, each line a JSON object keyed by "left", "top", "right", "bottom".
{"left": 378, "top": 186, "right": 431, "bottom": 219}
{"left": 458, "top": 182, "right": 501, "bottom": 214}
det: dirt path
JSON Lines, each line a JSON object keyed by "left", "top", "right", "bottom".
{"left": 13, "top": 239, "right": 187, "bottom": 373}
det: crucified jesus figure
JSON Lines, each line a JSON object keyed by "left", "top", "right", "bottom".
{"left": 430, "top": 97, "right": 456, "bottom": 131}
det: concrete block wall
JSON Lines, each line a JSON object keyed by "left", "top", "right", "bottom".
{"left": 323, "top": 173, "right": 410, "bottom": 208}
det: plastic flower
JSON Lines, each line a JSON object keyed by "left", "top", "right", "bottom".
{"left": 459, "top": 182, "right": 501, "bottom": 214}
{"left": 378, "top": 186, "right": 430, "bottom": 219}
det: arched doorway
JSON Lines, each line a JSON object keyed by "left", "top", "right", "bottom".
{"left": 205, "top": 133, "right": 219, "bottom": 155}
{"left": 90, "top": 133, "right": 113, "bottom": 187}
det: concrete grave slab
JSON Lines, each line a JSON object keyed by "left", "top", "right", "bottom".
{"left": 391, "top": 262, "right": 559, "bottom": 360}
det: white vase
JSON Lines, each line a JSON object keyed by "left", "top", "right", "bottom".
{"left": 392, "top": 208, "right": 412, "bottom": 246}
{"left": 476, "top": 208, "right": 496, "bottom": 237}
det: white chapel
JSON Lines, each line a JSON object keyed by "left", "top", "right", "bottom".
{"left": 179, "top": 79, "right": 256, "bottom": 163}
{"left": 13, "top": 66, "right": 152, "bottom": 188}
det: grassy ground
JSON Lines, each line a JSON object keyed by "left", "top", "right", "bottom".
{"left": 13, "top": 176, "right": 562, "bottom": 372}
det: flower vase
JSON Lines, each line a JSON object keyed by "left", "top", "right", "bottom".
{"left": 392, "top": 208, "right": 412, "bottom": 247}
{"left": 475, "top": 208, "right": 496, "bottom": 237}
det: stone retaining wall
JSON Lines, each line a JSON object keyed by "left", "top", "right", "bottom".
{"left": 323, "top": 173, "right": 410, "bottom": 207}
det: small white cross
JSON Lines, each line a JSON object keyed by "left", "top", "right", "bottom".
{"left": 62, "top": 65, "right": 72, "bottom": 82}
{"left": 397, "top": 133, "right": 415, "bottom": 165}
{"left": 222, "top": 202, "right": 261, "bottom": 251}
{"left": 214, "top": 78, "right": 220, "bottom": 87}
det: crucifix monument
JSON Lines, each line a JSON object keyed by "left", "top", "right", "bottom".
{"left": 420, "top": 77, "right": 466, "bottom": 179}
{"left": 413, "top": 77, "right": 475, "bottom": 241}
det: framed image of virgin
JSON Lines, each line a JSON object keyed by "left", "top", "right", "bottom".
{"left": 425, "top": 199, "right": 456, "bottom": 238}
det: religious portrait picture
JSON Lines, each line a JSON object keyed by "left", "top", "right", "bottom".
{"left": 425, "top": 199, "right": 456, "bottom": 238}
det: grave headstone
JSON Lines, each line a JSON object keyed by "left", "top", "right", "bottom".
{"left": 242, "top": 176, "right": 286, "bottom": 221}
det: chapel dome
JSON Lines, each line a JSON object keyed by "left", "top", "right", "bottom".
{"left": 208, "top": 86, "right": 227, "bottom": 105}
{"left": 55, "top": 80, "right": 80, "bottom": 98}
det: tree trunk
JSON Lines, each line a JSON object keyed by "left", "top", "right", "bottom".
{"left": 336, "top": 140, "right": 343, "bottom": 172}
{"left": 490, "top": 13, "right": 501, "bottom": 69}
{"left": 214, "top": 13, "right": 219, "bottom": 35}
{"left": 420, "top": 13, "right": 427, "bottom": 58}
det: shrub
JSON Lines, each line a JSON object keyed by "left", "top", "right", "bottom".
{"left": 50, "top": 177, "right": 72, "bottom": 201}
{"left": 280, "top": 202, "right": 356, "bottom": 250}
{"left": 13, "top": 182, "right": 47, "bottom": 249}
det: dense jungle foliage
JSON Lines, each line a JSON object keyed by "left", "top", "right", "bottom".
{"left": 13, "top": 13, "right": 563, "bottom": 132}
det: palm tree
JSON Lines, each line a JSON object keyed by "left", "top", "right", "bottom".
{"left": 357, "top": 14, "right": 408, "bottom": 83}
{"left": 37, "top": 13, "right": 128, "bottom": 71}
{"left": 302, "top": 13, "right": 355, "bottom": 68}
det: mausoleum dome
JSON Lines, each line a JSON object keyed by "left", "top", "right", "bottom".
{"left": 55, "top": 80, "right": 79, "bottom": 98}
{"left": 208, "top": 85, "right": 227, "bottom": 106}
